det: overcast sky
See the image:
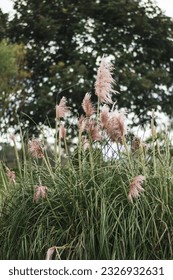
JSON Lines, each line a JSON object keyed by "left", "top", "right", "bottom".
{"left": 0, "top": 0, "right": 173, "bottom": 17}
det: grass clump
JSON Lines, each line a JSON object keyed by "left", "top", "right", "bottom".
{"left": 0, "top": 57, "right": 173, "bottom": 260}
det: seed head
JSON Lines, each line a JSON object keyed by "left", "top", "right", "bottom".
{"left": 6, "top": 167, "right": 16, "bottom": 184}
{"left": 95, "top": 56, "right": 116, "bottom": 104}
{"left": 56, "top": 96, "right": 70, "bottom": 119}
{"left": 82, "top": 93, "right": 95, "bottom": 117}
{"left": 106, "top": 110, "right": 126, "bottom": 144}
{"left": 128, "top": 175, "right": 145, "bottom": 203}
{"left": 45, "top": 246, "right": 56, "bottom": 260}
{"left": 100, "top": 105, "right": 110, "bottom": 128}
{"left": 78, "top": 115, "right": 87, "bottom": 132}
{"left": 33, "top": 185, "right": 48, "bottom": 203}
{"left": 88, "top": 120, "right": 102, "bottom": 142}
{"left": 29, "top": 139, "right": 44, "bottom": 158}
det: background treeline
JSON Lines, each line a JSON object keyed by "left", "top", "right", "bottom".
{"left": 0, "top": 0, "right": 173, "bottom": 137}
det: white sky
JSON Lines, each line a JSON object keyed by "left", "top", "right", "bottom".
{"left": 156, "top": 0, "right": 173, "bottom": 17}
{"left": 0, "top": 0, "right": 13, "bottom": 14}
{"left": 0, "top": 0, "right": 173, "bottom": 17}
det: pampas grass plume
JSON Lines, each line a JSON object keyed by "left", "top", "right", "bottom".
{"left": 128, "top": 175, "right": 145, "bottom": 203}
{"left": 88, "top": 120, "right": 102, "bottom": 141}
{"left": 78, "top": 115, "right": 87, "bottom": 132}
{"left": 33, "top": 185, "right": 48, "bottom": 203}
{"left": 95, "top": 56, "right": 116, "bottom": 104}
{"left": 29, "top": 139, "right": 44, "bottom": 158}
{"left": 6, "top": 167, "right": 16, "bottom": 184}
{"left": 56, "top": 96, "right": 70, "bottom": 119}
{"left": 106, "top": 110, "right": 126, "bottom": 144}
{"left": 100, "top": 105, "right": 110, "bottom": 128}
{"left": 82, "top": 93, "right": 95, "bottom": 117}
{"left": 45, "top": 246, "right": 56, "bottom": 260}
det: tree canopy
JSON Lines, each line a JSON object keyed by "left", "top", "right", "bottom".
{"left": 1, "top": 0, "right": 173, "bottom": 133}
{"left": 0, "top": 8, "right": 29, "bottom": 131}
{"left": 0, "top": 38, "right": 29, "bottom": 127}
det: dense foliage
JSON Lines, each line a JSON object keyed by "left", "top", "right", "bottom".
{"left": 0, "top": 127, "right": 173, "bottom": 260}
{"left": 0, "top": 39, "right": 29, "bottom": 130}
{"left": 0, "top": 55, "right": 173, "bottom": 259}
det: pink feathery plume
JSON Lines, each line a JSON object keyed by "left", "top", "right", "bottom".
{"left": 78, "top": 115, "right": 87, "bottom": 132}
{"left": 56, "top": 96, "right": 70, "bottom": 119}
{"left": 82, "top": 93, "right": 95, "bottom": 117}
{"left": 82, "top": 136, "right": 90, "bottom": 150}
{"left": 106, "top": 110, "right": 126, "bottom": 144}
{"left": 33, "top": 185, "right": 48, "bottom": 203}
{"left": 95, "top": 56, "right": 116, "bottom": 104}
{"left": 29, "top": 139, "right": 44, "bottom": 158}
{"left": 88, "top": 120, "right": 102, "bottom": 141}
{"left": 100, "top": 105, "right": 110, "bottom": 129}
{"left": 6, "top": 167, "right": 16, "bottom": 184}
{"left": 59, "top": 124, "right": 66, "bottom": 140}
{"left": 45, "top": 246, "right": 56, "bottom": 260}
{"left": 128, "top": 175, "right": 145, "bottom": 203}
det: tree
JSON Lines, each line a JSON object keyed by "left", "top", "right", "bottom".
{"left": 0, "top": 39, "right": 30, "bottom": 128}
{"left": 0, "top": 8, "right": 30, "bottom": 132}
{"left": 3, "top": 0, "right": 173, "bottom": 133}
{"left": 0, "top": 9, "right": 8, "bottom": 40}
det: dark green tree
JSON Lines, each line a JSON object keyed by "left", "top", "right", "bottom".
{"left": 0, "top": 9, "right": 8, "bottom": 40}
{"left": 0, "top": 9, "right": 29, "bottom": 131}
{"left": 3, "top": 0, "right": 173, "bottom": 133}
{"left": 0, "top": 39, "right": 29, "bottom": 131}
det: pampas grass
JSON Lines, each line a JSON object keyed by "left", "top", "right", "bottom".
{"left": 106, "top": 110, "right": 126, "bottom": 144}
{"left": 128, "top": 175, "right": 145, "bottom": 203}
{"left": 29, "top": 139, "right": 44, "bottom": 159}
{"left": 95, "top": 56, "right": 116, "bottom": 104}
{"left": 0, "top": 57, "right": 173, "bottom": 260}
{"left": 56, "top": 96, "right": 70, "bottom": 119}
{"left": 82, "top": 93, "right": 95, "bottom": 117}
